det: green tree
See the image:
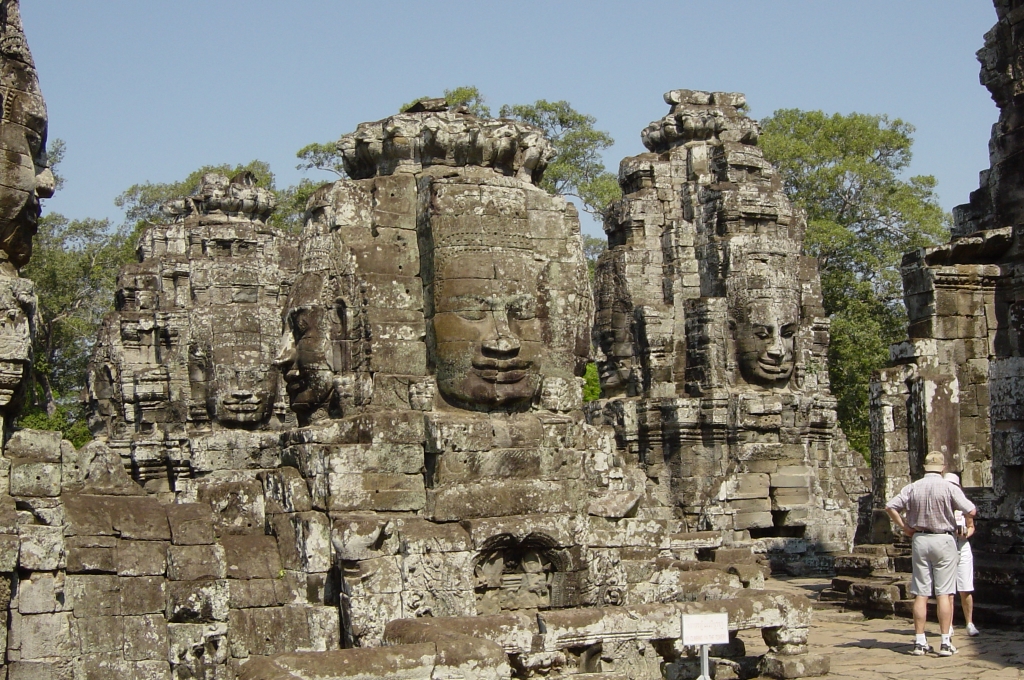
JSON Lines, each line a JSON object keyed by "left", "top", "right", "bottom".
{"left": 21, "top": 214, "right": 130, "bottom": 440}
{"left": 759, "top": 110, "right": 950, "bottom": 458}
{"left": 45, "top": 137, "right": 66, "bottom": 193}
{"left": 402, "top": 86, "right": 492, "bottom": 117}
{"left": 583, "top": 234, "right": 607, "bottom": 280}
{"left": 14, "top": 139, "right": 130, "bottom": 445}
{"left": 295, "top": 142, "right": 346, "bottom": 179}
{"left": 583, "top": 362, "right": 601, "bottom": 402}
{"left": 500, "top": 100, "right": 620, "bottom": 218}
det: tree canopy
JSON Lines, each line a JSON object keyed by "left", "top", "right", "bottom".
{"left": 17, "top": 141, "right": 132, "bottom": 445}
{"left": 759, "top": 110, "right": 950, "bottom": 458}
{"left": 499, "top": 100, "right": 620, "bottom": 218}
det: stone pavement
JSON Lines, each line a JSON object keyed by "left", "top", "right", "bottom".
{"left": 744, "top": 577, "right": 1024, "bottom": 679}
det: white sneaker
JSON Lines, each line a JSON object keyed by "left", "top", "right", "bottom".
{"left": 966, "top": 623, "right": 980, "bottom": 636}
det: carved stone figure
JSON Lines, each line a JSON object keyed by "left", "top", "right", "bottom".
{"left": 0, "top": 0, "right": 51, "bottom": 431}
{"left": 0, "top": 0, "right": 53, "bottom": 275}
{"left": 733, "top": 295, "right": 799, "bottom": 388}
{"left": 22, "top": 97, "right": 832, "bottom": 679}
{"left": 0, "top": 274, "right": 32, "bottom": 424}
{"left": 86, "top": 172, "right": 297, "bottom": 486}
{"left": 591, "top": 91, "right": 869, "bottom": 569}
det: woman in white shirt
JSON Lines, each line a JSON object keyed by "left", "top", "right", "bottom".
{"left": 944, "top": 472, "right": 979, "bottom": 637}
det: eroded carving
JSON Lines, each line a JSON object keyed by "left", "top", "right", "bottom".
{"left": 732, "top": 292, "right": 799, "bottom": 388}
{"left": 592, "top": 91, "right": 869, "bottom": 569}
{"left": 86, "top": 172, "right": 297, "bottom": 485}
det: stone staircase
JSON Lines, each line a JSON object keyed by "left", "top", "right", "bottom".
{"left": 819, "top": 543, "right": 1024, "bottom": 628}
{"left": 816, "top": 544, "right": 911, "bottom": 616}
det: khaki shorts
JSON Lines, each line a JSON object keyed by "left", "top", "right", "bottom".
{"left": 910, "top": 532, "right": 959, "bottom": 597}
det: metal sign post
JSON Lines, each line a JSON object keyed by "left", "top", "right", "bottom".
{"left": 699, "top": 643, "right": 711, "bottom": 680}
{"left": 681, "top": 613, "right": 730, "bottom": 680}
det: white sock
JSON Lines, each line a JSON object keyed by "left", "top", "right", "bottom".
{"left": 941, "top": 633, "right": 951, "bottom": 646}
{"left": 916, "top": 633, "right": 927, "bottom": 646}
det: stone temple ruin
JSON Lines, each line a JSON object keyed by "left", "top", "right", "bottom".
{"left": 861, "top": 0, "right": 1024, "bottom": 615}
{"left": 0, "top": 65, "right": 836, "bottom": 680}
{"left": 86, "top": 170, "right": 298, "bottom": 493}
{"left": 27, "top": 0, "right": 1024, "bottom": 674}
{"left": 591, "top": 90, "right": 869, "bottom": 571}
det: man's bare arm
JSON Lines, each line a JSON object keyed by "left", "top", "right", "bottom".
{"left": 886, "top": 507, "right": 915, "bottom": 538}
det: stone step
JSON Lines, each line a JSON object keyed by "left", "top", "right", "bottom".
{"left": 852, "top": 544, "right": 889, "bottom": 556}
{"left": 830, "top": 575, "right": 906, "bottom": 594}
{"left": 814, "top": 609, "right": 866, "bottom": 624}
{"left": 818, "top": 588, "right": 848, "bottom": 602}
{"left": 711, "top": 545, "right": 757, "bottom": 564}
{"left": 833, "top": 553, "right": 893, "bottom": 577}
{"left": 846, "top": 581, "right": 903, "bottom": 615}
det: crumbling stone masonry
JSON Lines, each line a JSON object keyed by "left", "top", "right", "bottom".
{"left": 0, "top": 5, "right": 839, "bottom": 673}
{"left": 869, "top": 0, "right": 1024, "bottom": 609}
{"left": 591, "top": 90, "right": 870, "bottom": 573}
{"left": 85, "top": 171, "right": 299, "bottom": 493}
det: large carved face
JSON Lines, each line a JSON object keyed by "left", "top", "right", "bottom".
{"left": 596, "top": 320, "right": 634, "bottom": 399}
{"left": 275, "top": 273, "right": 339, "bottom": 422}
{"left": 205, "top": 325, "right": 276, "bottom": 426}
{"left": 431, "top": 250, "right": 548, "bottom": 410}
{"left": 735, "top": 298, "right": 798, "bottom": 387}
{"left": 0, "top": 46, "right": 54, "bottom": 270}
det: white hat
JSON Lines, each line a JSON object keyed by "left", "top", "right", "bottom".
{"left": 943, "top": 472, "right": 961, "bottom": 487}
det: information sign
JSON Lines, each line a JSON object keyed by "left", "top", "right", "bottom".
{"left": 681, "top": 613, "right": 730, "bottom": 646}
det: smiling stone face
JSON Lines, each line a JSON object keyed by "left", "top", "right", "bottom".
{"left": 0, "top": 1, "right": 54, "bottom": 272}
{"left": 205, "top": 323, "right": 277, "bottom": 426}
{"left": 275, "top": 271, "right": 345, "bottom": 424}
{"left": 734, "top": 298, "right": 799, "bottom": 387}
{"left": 431, "top": 250, "right": 547, "bottom": 409}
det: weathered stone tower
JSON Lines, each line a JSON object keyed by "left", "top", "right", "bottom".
{"left": 0, "top": 12, "right": 837, "bottom": 670}
{"left": 86, "top": 172, "right": 298, "bottom": 492}
{"left": 592, "top": 90, "right": 870, "bottom": 571}
{"left": 870, "top": 0, "right": 1024, "bottom": 608}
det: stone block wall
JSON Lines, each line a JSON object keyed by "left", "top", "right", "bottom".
{"left": 868, "top": 0, "right": 1024, "bottom": 605}
{"left": 591, "top": 91, "right": 870, "bottom": 571}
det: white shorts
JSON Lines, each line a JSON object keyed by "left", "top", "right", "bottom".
{"left": 956, "top": 539, "right": 974, "bottom": 592}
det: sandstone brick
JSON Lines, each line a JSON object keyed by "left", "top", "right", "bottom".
{"left": 166, "top": 578, "right": 229, "bottom": 623}
{"left": 166, "top": 544, "right": 226, "bottom": 581}
{"left": 165, "top": 503, "right": 215, "bottom": 546}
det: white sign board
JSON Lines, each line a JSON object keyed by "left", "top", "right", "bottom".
{"left": 681, "top": 613, "right": 730, "bottom": 646}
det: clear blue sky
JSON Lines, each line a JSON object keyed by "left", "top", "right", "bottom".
{"left": 24, "top": 1, "right": 998, "bottom": 237}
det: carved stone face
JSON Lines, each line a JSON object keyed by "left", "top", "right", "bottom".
{"left": 207, "top": 369, "right": 273, "bottom": 424}
{"left": 735, "top": 298, "right": 798, "bottom": 387}
{"left": 0, "top": 55, "right": 54, "bottom": 270}
{"left": 431, "top": 250, "right": 547, "bottom": 410}
{"left": 275, "top": 273, "right": 338, "bottom": 422}
{"left": 596, "top": 323, "right": 634, "bottom": 399}
{"left": 206, "top": 343, "right": 275, "bottom": 426}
